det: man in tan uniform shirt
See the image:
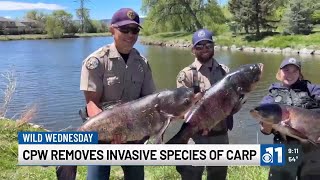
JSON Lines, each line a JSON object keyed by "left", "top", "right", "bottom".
{"left": 80, "top": 8, "right": 156, "bottom": 180}
{"left": 176, "top": 29, "right": 233, "bottom": 180}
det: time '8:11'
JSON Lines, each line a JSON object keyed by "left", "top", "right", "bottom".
{"left": 288, "top": 148, "right": 299, "bottom": 154}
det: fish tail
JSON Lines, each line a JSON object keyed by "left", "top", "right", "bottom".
{"left": 166, "top": 123, "right": 192, "bottom": 144}
{"left": 56, "top": 165, "right": 77, "bottom": 180}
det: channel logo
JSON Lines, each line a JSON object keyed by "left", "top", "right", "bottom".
{"left": 260, "top": 144, "right": 285, "bottom": 166}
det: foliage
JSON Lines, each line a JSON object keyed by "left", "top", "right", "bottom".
{"left": 51, "top": 10, "right": 77, "bottom": 34}
{"left": 228, "top": 0, "right": 279, "bottom": 36}
{"left": 310, "top": 0, "right": 320, "bottom": 24}
{"left": 91, "top": 20, "right": 109, "bottom": 33}
{"left": 141, "top": 0, "right": 227, "bottom": 34}
{"left": 283, "top": 0, "right": 313, "bottom": 35}
{"left": 228, "top": 0, "right": 252, "bottom": 33}
{"left": 25, "top": 10, "right": 47, "bottom": 24}
{"left": 221, "top": 5, "right": 233, "bottom": 22}
{"left": 45, "top": 16, "right": 64, "bottom": 38}
{"left": 312, "top": 10, "right": 320, "bottom": 24}
{"left": 75, "top": 0, "right": 92, "bottom": 33}
{"left": 141, "top": 31, "right": 320, "bottom": 50}
{"left": 85, "top": 20, "right": 109, "bottom": 33}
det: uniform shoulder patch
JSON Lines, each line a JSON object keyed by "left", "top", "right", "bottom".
{"left": 177, "top": 71, "right": 187, "bottom": 83}
{"left": 85, "top": 57, "right": 99, "bottom": 70}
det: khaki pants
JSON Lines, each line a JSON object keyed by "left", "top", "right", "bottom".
{"left": 176, "top": 132, "right": 229, "bottom": 180}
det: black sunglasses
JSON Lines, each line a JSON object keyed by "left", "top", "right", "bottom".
{"left": 194, "top": 43, "right": 214, "bottom": 50}
{"left": 116, "top": 27, "right": 140, "bottom": 34}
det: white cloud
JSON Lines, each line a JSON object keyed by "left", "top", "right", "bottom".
{"left": 4, "top": 16, "right": 11, "bottom": 19}
{"left": 0, "top": 1, "right": 66, "bottom": 11}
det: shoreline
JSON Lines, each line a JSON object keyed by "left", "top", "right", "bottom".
{"left": 2, "top": 33, "right": 319, "bottom": 56}
{"left": 139, "top": 38, "right": 320, "bottom": 56}
{"left": 0, "top": 33, "right": 112, "bottom": 41}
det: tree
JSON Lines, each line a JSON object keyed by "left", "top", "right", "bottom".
{"left": 312, "top": 10, "right": 320, "bottom": 24}
{"left": 283, "top": 0, "right": 313, "bottom": 34}
{"left": 228, "top": 0, "right": 252, "bottom": 33}
{"left": 309, "top": 0, "right": 320, "bottom": 24}
{"left": 229, "top": 0, "right": 278, "bottom": 36}
{"left": 45, "top": 16, "right": 64, "bottom": 38}
{"left": 52, "top": 10, "right": 77, "bottom": 34}
{"left": 45, "top": 10, "right": 77, "bottom": 37}
{"left": 25, "top": 10, "right": 47, "bottom": 24}
{"left": 141, "top": 0, "right": 227, "bottom": 33}
{"left": 75, "top": 0, "right": 91, "bottom": 33}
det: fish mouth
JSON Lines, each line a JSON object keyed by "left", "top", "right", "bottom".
{"left": 249, "top": 109, "right": 273, "bottom": 125}
{"left": 249, "top": 109, "right": 260, "bottom": 119}
{"left": 174, "top": 92, "right": 203, "bottom": 119}
{"left": 256, "top": 63, "right": 264, "bottom": 82}
{"left": 258, "top": 63, "right": 264, "bottom": 72}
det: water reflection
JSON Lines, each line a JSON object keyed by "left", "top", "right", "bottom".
{"left": 0, "top": 37, "right": 319, "bottom": 144}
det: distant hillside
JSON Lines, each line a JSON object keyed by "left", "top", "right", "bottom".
{"left": 100, "top": 17, "right": 145, "bottom": 25}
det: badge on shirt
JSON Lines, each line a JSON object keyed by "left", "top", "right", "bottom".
{"left": 86, "top": 57, "right": 99, "bottom": 70}
{"left": 138, "top": 64, "right": 144, "bottom": 72}
{"left": 177, "top": 71, "right": 186, "bottom": 83}
{"left": 275, "top": 95, "right": 282, "bottom": 102}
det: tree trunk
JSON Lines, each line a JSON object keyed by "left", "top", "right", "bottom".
{"left": 245, "top": 24, "right": 249, "bottom": 33}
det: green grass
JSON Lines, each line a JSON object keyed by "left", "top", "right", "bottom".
{"left": 0, "top": 119, "right": 268, "bottom": 180}
{"left": 141, "top": 31, "right": 320, "bottom": 50}
{"left": 141, "top": 32, "right": 193, "bottom": 45}
{"left": 0, "top": 32, "right": 111, "bottom": 41}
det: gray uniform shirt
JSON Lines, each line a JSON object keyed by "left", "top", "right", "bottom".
{"left": 176, "top": 58, "right": 229, "bottom": 132}
{"left": 80, "top": 42, "right": 156, "bottom": 106}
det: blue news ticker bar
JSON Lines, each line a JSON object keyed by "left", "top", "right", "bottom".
{"left": 18, "top": 132, "right": 98, "bottom": 144}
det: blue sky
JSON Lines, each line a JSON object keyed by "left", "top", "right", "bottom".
{"left": 0, "top": 0, "right": 228, "bottom": 20}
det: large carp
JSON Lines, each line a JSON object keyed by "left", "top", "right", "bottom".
{"left": 56, "top": 87, "right": 202, "bottom": 180}
{"left": 167, "top": 63, "right": 264, "bottom": 144}
{"left": 250, "top": 103, "right": 320, "bottom": 146}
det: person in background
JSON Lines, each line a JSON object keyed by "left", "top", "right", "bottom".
{"left": 259, "top": 57, "right": 320, "bottom": 180}
{"left": 175, "top": 28, "right": 234, "bottom": 180}
{"left": 79, "top": 7, "right": 156, "bottom": 180}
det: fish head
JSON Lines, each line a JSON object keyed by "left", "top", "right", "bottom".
{"left": 156, "top": 87, "right": 202, "bottom": 118}
{"left": 229, "top": 63, "right": 263, "bottom": 96}
{"left": 250, "top": 104, "right": 289, "bottom": 125}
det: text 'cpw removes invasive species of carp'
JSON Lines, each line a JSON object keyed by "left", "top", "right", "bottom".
{"left": 250, "top": 103, "right": 320, "bottom": 146}
{"left": 56, "top": 87, "right": 202, "bottom": 180}
{"left": 167, "top": 63, "right": 264, "bottom": 144}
